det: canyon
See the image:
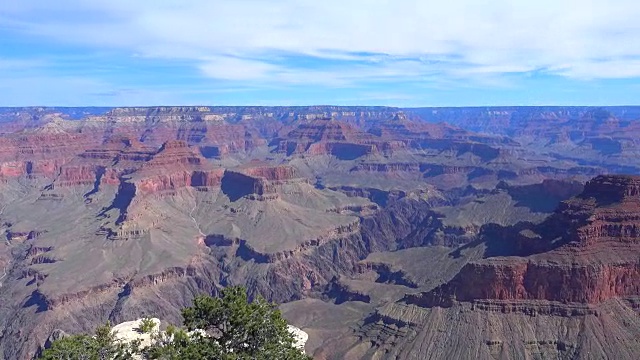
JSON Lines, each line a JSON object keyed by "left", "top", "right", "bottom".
{"left": 0, "top": 106, "right": 638, "bottom": 359}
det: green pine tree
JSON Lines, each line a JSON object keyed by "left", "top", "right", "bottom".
{"left": 40, "top": 287, "right": 311, "bottom": 360}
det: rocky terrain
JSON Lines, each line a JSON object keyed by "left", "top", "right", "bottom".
{"left": 316, "top": 175, "right": 640, "bottom": 359}
{"left": 411, "top": 106, "right": 640, "bottom": 173}
{"left": 0, "top": 106, "right": 638, "bottom": 359}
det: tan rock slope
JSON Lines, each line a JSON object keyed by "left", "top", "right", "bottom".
{"left": 342, "top": 175, "right": 640, "bottom": 359}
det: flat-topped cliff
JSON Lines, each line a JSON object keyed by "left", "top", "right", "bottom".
{"left": 406, "top": 175, "right": 640, "bottom": 309}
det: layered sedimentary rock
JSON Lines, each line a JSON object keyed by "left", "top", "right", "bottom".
{"left": 0, "top": 106, "right": 639, "bottom": 359}
{"left": 0, "top": 122, "right": 96, "bottom": 179}
{"left": 407, "top": 175, "right": 640, "bottom": 309}
{"left": 133, "top": 140, "right": 225, "bottom": 194}
{"left": 274, "top": 117, "right": 380, "bottom": 158}
{"left": 412, "top": 107, "right": 640, "bottom": 173}
{"left": 370, "top": 116, "right": 516, "bottom": 147}
{"left": 221, "top": 170, "right": 277, "bottom": 199}
{"left": 241, "top": 164, "right": 298, "bottom": 181}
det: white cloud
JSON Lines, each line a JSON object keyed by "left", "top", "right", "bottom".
{"left": 198, "top": 56, "right": 445, "bottom": 87}
{"left": 199, "top": 57, "right": 279, "bottom": 81}
{"left": 551, "top": 60, "right": 640, "bottom": 79}
{"left": 2, "top": 0, "right": 640, "bottom": 85}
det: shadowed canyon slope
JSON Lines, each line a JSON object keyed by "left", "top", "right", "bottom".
{"left": 0, "top": 106, "right": 639, "bottom": 359}
{"left": 334, "top": 175, "right": 640, "bottom": 360}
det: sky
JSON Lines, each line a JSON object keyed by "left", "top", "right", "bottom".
{"left": 1, "top": 0, "right": 640, "bottom": 107}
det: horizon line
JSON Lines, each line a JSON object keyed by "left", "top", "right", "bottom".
{"left": 2, "top": 104, "right": 640, "bottom": 109}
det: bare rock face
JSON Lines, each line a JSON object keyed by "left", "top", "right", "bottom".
{"left": 275, "top": 117, "right": 380, "bottom": 159}
{"left": 0, "top": 127, "right": 95, "bottom": 179}
{"left": 409, "top": 261, "right": 640, "bottom": 308}
{"left": 242, "top": 164, "right": 299, "bottom": 182}
{"left": 144, "top": 140, "right": 204, "bottom": 167}
{"left": 136, "top": 169, "right": 225, "bottom": 194}
{"left": 314, "top": 176, "right": 640, "bottom": 360}
{"left": 133, "top": 140, "right": 225, "bottom": 194}
{"left": 0, "top": 106, "right": 639, "bottom": 359}
{"left": 221, "top": 170, "right": 277, "bottom": 200}
{"left": 411, "top": 107, "right": 640, "bottom": 171}
{"left": 287, "top": 325, "right": 309, "bottom": 352}
{"left": 369, "top": 118, "right": 516, "bottom": 157}
{"left": 111, "top": 318, "right": 161, "bottom": 351}
{"left": 80, "top": 317, "right": 309, "bottom": 356}
{"left": 84, "top": 107, "right": 252, "bottom": 152}
{"left": 407, "top": 175, "right": 640, "bottom": 309}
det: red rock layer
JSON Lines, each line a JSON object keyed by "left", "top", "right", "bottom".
{"left": 0, "top": 129, "right": 95, "bottom": 178}
{"left": 130, "top": 140, "right": 224, "bottom": 194}
{"left": 80, "top": 136, "right": 155, "bottom": 163}
{"left": 275, "top": 118, "right": 380, "bottom": 157}
{"left": 408, "top": 175, "right": 640, "bottom": 307}
{"left": 144, "top": 140, "right": 203, "bottom": 168}
{"left": 242, "top": 164, "right": 299, "bottom": 181}
{"left": 409, "top": 261, "right": 640, "bottom": 307}
{"left": 136, "top": 169, "right": 225, "bottom": 193}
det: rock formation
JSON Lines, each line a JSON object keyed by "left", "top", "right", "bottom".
{"left": 274, "top": 117, "right": 380, "bottom": 158}
{"left": 40, "top": 318, "right": 308, "bottom": 358}
{"left": 0, "top": 106, "right": 638, "bottom": 359}
{"left": 407, "top": 175, "right": 640, "bottom": 308}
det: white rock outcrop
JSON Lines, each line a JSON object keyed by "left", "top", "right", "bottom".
{"left": 111, "top": 318, "right": 161, "bottom": 345}
{"left": 287, "top": 325, "right": 309, "bottom": 351}
{"left": 110, "top": 318, "right": 309, "bottom": 355}
{"left": 111, "top": 318, "right": 161, "bottom": 359}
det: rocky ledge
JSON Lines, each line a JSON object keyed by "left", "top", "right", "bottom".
{"left": 406, "top": 175, "right": 640, "bottom": 309}
{"left": 40, "top": 317, "right": 308, "bottom": 357}
{"left": 205, "top": 219, "right": 361, "bottom": 263}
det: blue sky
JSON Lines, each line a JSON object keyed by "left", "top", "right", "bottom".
{"left": 1, "top": 0, "right": 640, "bottom": 107}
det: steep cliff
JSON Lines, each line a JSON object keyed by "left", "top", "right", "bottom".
{"left": 410, "top": 106, "right": 640, "bottom": 172}
{"left": 0, "top": 107, "right": 638, "bottom": 359}
{"left": 406, "top": 175, "right": 640, "bottom": 308}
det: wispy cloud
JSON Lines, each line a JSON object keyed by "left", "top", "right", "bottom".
{"left": 1, "top": 1, "right": 640, "bottom": 105}
{"left": 4, "top": 1, "right": 640, "bottom": 79}
{"left": 550, "top": 59, "right": 640, "bottom": 79}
